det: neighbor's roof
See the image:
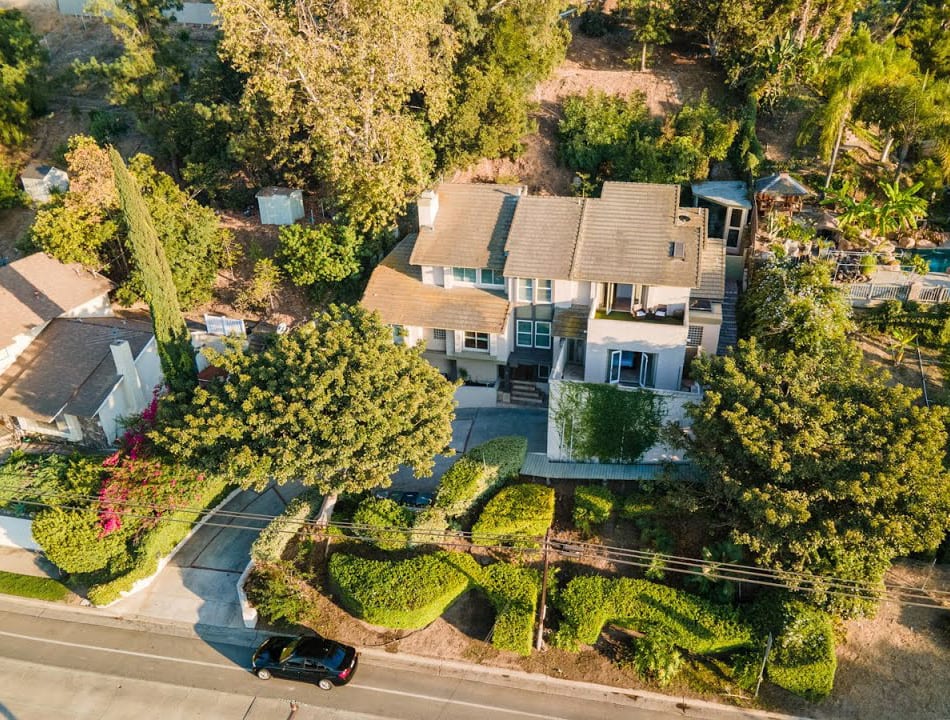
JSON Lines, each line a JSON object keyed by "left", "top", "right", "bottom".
{"left": 0, "top": 315, "right": 154, "bottom": 422}
{"left": 0, "top": 253, "right": 114, "bottom": 349}
{"left": 363, "top": 235, "right": 510, "bottom": 333}
{"left": 256, "top": 186, "right": 300, "bottom": 198}
{"left": 691, "top": 180, "right": 752, "bottom": 210}
{"left": 505, "top": 196, "right": 584, "bottom": 280}
{"left": 570, "top": 183, "right": 704, "bottom": 288}
{"left": 695, "top": 236, "right": 726, "bottom": 301}
{"left": 409, "top": 183, "right": 522, "bottom": 271}
{"left": 754, "top": 172, "right": 813, "bottom": 196}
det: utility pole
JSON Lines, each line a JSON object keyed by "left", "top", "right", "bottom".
{"left": 535, "top": 529, "right": 552, "bottom": 651}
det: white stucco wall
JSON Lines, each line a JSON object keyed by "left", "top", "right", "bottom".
{"left": 584, "top": 315, "right": 687, "bottom": 390}
{"left": 0, "top": 516, "right": 40, "bottom": 551}
{"left": 96, "top": 337, "right": 163, "bottom": 444}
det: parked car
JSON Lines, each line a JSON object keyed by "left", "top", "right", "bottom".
{"left": 372, "top": 489, "right": 433, "bottom": 510}
{"left": 252, "top": 634, "right": 358, "bottom": 690}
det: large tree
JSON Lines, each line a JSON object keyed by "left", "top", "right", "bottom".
{"left": 110, "top": 148, "right": 197, "bottom": 393}
{"left": 688, "top": 339, "right": 950, "bottom": 614}
{"left": 0, "top": 9, "right": 47, "bottom": 145}
{"left": 151, "top": 304, "right": 457, "bottom": 493}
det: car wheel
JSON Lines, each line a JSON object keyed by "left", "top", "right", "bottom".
{"left": 318, "top": 678, "right": 333, "bottom": 691}
{"left": 256, "top": 668, "right": 272, "bottom": 680}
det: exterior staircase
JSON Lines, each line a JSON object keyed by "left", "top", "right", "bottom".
{"left": 509, "top": 379, "right": 546, "bottom": 407}
{"left": 717, "top": 279, "right": 740, "bottom": 355}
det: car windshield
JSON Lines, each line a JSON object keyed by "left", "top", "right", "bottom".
{"left": 279, "top": 637, "right": 303, "bottom": 663}
{"left": 325, "top": 646, "right": 347, "bottom": 669}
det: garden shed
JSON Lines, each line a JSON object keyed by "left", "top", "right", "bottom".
{"left": 690, "top": 180, "right": 751, "bottom": 254}
{"left": 20, "top": 162, "right": 69, "bottom": 204}
{"left": 256, "top": 187, "right": 305, "bottom": 226}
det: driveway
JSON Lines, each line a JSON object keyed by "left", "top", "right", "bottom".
{"left": 111, "top": 484, "right": 301, "bottom": 629}
{"left": 388, "top": 407, "right": 547, "bottom": 492}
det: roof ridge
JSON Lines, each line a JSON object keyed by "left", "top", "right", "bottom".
{"left": 567, "top": 197, "right": 589, "bottom": 280}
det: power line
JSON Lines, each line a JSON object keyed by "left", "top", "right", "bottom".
{"left": 1, "top": 480, "right": 949, "bottom": 610}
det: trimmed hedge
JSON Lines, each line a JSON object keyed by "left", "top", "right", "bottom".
{"left": 328, "top": 551, "right": 481, "bottom": 629}
{"left": 32, "top": 506, "right": 131, "bottom": 574}
{"left": 0, "top": 451, "right": 105, "bottom": 518}
{"left": 352, "top": 496, "right": 413, "bottom": 550}
{"left": 480, "top": 563, "right": 540, "bottom": 656}
{"left": 573, "top": 485, "right": 615, "bottom": 535}
{"left": 751, "top": 592, "right": 837, "bottom": 701}
{"left": 251, "top": 489, "right": 323, "bottom": 564}
{"left": 434, "top": 436, "right": 527, "bottom": 520}
{"left": 328, "top": 551, "right": 540, "bottom": 655}
{"left": 554, "top": 575, "right": 753, "bottom": 655}
{"left": 86, "top": 476, "right": 232, "bottom": 605}
{"left": 471, "top": 484, "right": 555, "bottom": 547}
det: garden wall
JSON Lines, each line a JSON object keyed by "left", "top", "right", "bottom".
{"left": 0, "top": 516, "right": 39, "bottom": 551}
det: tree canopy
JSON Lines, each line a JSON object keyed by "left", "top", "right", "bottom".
{"left": 688, "top": 338, "right": 950, "bottom": 613}
{"left": 28, "top": 135, "right": 228, "bottom": 308}
{"left": 151, "top": 304, "right": 457, "bottom": 493}
{"left": 0, "top": 9, "right": 46, "bottom": 145}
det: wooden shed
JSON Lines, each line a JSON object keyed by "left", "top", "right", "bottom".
{"left": 256, "top": 187, "right": 305, "bottom": 226}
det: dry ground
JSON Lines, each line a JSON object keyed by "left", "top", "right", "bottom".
{"left": 856, "top": 332, "right": 948, "bottom": 405}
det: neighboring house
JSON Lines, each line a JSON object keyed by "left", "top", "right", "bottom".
{"left": 362, "top": 182, "right": 729, "bottom": 460}
{"left": 690, "top": 180, "right": 751, "bottom": 255}
{"left": 0, "top": 315, "right": 163, "bottom": 448}
{"left": 0, "top": 252, "right": 114, "bottom": 376}
{"left": 19, "top": 162, "right": 69, "bottom": 204}
{"left": 256, "top": 187, "right": 305, "bottom": 226}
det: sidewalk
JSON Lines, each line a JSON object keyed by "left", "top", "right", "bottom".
{"left": 0, "top": 546, "right": 61, "bottom": 579}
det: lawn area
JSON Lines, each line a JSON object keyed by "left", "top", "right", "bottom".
{"left": 0, "top": 570, "right": 70, "bottom": 602}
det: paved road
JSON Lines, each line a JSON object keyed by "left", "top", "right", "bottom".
{"left": 0, "top": 607, "right": 757, "bottom": 720}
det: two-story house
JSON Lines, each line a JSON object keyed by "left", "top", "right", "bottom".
{"left": 362, "top": 181, "right": 728, "bottom": 459}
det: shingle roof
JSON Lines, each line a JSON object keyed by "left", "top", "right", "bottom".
{"left": 505, "top": 196, "right": 584, "bottom": 280}
{"left": 363, "top": 236, "right": 510, "bottom": 334}
{"left": 0, "top": 253, "right": 113, "bottom": 349}
{"left": 0, "top": 316, "right": 154, "bottom": 421}
{"left": 569, "top": 183, "right": 704, "bottom": 288}
{"left": 409, "top": 184, "right": 522, "bottom": 271}
{"left": 695, "top": 237, "right": 726, "bottom": 301}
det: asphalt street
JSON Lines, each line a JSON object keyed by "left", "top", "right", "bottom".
{"left": 0, "top": 606, "right": 777, "bottom": 720}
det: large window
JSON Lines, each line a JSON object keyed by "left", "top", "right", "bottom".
{"left": 534, "top": 321, "right": 552, "bottom": 349}
{"left": 607, "top": 350, "right": 657, "bottom": 387}
{"left": 479, "top": 268, "right": 504, "bottom": 286}
{"left": 516, "top": 319, "right": 551, "bottom": 349}
{"left": 453, "top": 267, "right": 477, "bottom": 283}
{"left": 516, "top": 320, "right": 533, "bottom": 348}
{"left": 463, "top": 331, "right": 489, "bottom": 352}
{"left": 517, "top": 278, "right": 534, "bottom": 302}
{"left": 517, "top": 278, "right": 553, "bottom": 303}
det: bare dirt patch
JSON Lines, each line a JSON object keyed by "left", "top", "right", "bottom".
{"left": 855, "top": 332, "right": 947, "bottom": 405}
{"left": 452, "top": 27, "right": 726, "bottom": 195}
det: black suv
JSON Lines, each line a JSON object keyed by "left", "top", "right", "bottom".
{"left": 252, "top": 634, "right": 358, "bottom": 690}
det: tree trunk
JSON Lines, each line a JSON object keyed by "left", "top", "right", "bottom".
{"left": 640, "top": 41, "right": 648, "bottom": 72}
{"left": 825, "top": 116, "right": 847, "bottom": 188}
{"left": 795, "top": 0, "right": 812, "bottom": 45}
{"left": 823, "top": 11, "right": 852, "bottom": 56}
{"left": 880, "top": 135, "right": 894, "bottom": 163}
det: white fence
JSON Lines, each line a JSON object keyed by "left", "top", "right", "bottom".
{"left": 847, "top": 282, "right": 950, "bottom": 305}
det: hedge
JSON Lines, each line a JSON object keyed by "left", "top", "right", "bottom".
{"left": 86, "top": 476, "right": 232, "bottom": 605}
{"left": 328, "top": 551, "right": 481, "bottom": 629}
{"left": 750, "top": 592, "right": 837, "bottom": 701}
{"left": 352, "top": 496, "right": 412, "bottom": 550}
{"left": 434, "top": 436, "right": 527, "bottom": 520}
{"left": 471, "top": 484, "right": 555, "bottom": 547}
{"left": 0, "top": 451, "right": 105, "bottom": 518}
{"left": 328, "top": 550, "right": 539, "bottom": 655}
{"left": 251, "top": 488, "right": 323, "bottom": 564}
{"left": 480, "top": 563, "right": 540, "bottom": 655}
{"left": 554, "top": 575, "right": 753, "bottom": 655}
{"left": 572, "top": 485, "right": 615, "bottom": 535}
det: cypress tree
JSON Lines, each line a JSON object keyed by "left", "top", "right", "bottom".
{"left": 109, "top": 147, "right": 196, "bottom": 393}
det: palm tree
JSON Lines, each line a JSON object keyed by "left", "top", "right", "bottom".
{"left": 890, "top": 327, "right": 917, "bottom": 367}
{"left": 873, "top": 180, "right": 928, "bottom": 238}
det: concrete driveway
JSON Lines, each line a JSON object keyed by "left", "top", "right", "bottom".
{"left": 389, "top": 407, "right": 547, "bottom": 492}
{"left": 111, "top": 484, "right": 299, "bottom": 629}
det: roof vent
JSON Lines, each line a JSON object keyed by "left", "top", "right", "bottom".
{"left": 678, "top": 214, "right": 692, "bottom": 223}
{"left": 670, "top": 242, "right": 686, "bottom": 259}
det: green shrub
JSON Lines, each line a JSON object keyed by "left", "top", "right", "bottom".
{"left": 251, "top": 489, "right": 323, "bottom": 564}
{"left": 412, "top": 507, "right": 449, "bottom": 539}
{"left": 471, "top": 484, "right": 555, "bottom": 547}
{"left": 328, "top": 551, "right": 480, "bottom": 629}
{"left": 0, "top": 451, "right": 105, "bottom": 517}
{"left": 480, "top": 563, "right": 540, "bottom": 656}
{"left": 750, "top": 592, "right": 837, "bottom": 701}
{"left": 554, "top": 575, "right": 753, "bottom": 655}
{"left": 0, "top": 162, "right": 26, "bottom": 209}
{"left": 32, "top": 506, "right": 130, "bottom": 574}
{"left": 246, "top": 562, "right": 315, "bottom": 627}
{"left": 627, "top": 633, "right": 684, "bottom": 687}
{"left": 0, "top": 570, "right": 69, "bottom": 601}
{"left": 434, "top": 436, "right": 528, "bottom": 521}
{"left": 352, "top": 496, "right": 413, "bottom": 550}
{"left": 619, "top": 496, "right": 655, "bottom": 521}
{"left": 572, "top": 485, "right": 615, "bottom": 535}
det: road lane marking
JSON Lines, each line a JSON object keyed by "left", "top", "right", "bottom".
{"left": 0, "top": 629, "right": 247, "bottom": 672}
{"left": 349, "top": 683, "right": 573, "bottom": 720}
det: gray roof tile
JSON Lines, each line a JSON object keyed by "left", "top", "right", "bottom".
{"left": 505, "top": 196, "right": 583, "bottom": 279}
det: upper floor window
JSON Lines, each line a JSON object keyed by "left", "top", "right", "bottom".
{"left": 479, "top": 268, "right": 504, "bottom": 286}
{"left": 432, "top": 328, "right": 446, "bottom": 340}
{"left": 453, "top": 267, "right": 477, "bottom": 283}
{"left": 517, "top": 278, "right": 552, "bottom": 303}
{"left": 536, "top": 279, "right": 552, "bottom": 303}
{"left": 463, "top": 331, "right": 489, "bottom": 352}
